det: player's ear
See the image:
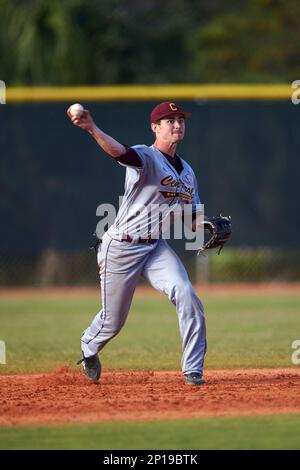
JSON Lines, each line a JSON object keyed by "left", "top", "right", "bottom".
{"left": 151, "top": 122, "right": 159, "bottom": 133}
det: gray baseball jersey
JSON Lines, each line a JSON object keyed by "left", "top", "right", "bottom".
{"left": 81, "top": 144, "right": 207, "bottom": 376}
{"left": 107, "top": 144, "right": 201, "bottom": 241}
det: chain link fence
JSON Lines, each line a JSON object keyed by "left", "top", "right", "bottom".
{"left": 1, "top": 248, "right": 300, "bottom": 286}
{"left": 1, "top": 99, "right": 299, "bottom": 286}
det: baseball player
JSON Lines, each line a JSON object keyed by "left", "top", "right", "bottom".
{"left": 67, "top": 101, "right": 207, "bottom": 386}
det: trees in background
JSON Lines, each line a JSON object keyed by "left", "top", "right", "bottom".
{"left": 0, "top": 0, "right": 298, "bottom": 85}
{"left": 189, "top": 0, "right": 300, "bottom": 83}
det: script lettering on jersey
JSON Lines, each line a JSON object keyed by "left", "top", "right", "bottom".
{"left": 161, "top": 175, "right": 181, "bottom": 189}
{"left": 160, "top": 175, "right": 194, "bottom": 201}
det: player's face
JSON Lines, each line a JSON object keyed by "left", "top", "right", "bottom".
{"left": 153, "top": 114, "right": 186, "bottom": 144}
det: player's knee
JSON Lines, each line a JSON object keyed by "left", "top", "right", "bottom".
{"left": 172, "top": 281, "right": 195, "bottom": 301}
{"left": 172, "top": 281, "right": 205, "bottom": 313}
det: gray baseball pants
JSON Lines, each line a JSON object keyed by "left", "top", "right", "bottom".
{"left": 81, "top": 233, "right": 207, "bottom": 375}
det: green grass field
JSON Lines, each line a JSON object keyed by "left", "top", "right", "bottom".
{"left": 0, "top": 292, "right": 299, "bottom": 373}
{"left": 0, "top": 290, "right": 300, "bottom": 450}
{"left": 1, "top": 415, "right": 300, "bottom": 450}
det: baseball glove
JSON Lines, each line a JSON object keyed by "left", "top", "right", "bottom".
{"left": 198, "top": 215, "right": 232, "bottom": 255}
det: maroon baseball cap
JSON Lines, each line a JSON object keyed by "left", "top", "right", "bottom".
{"left": 150, "top": 102, "right": 191, "bottom": 123}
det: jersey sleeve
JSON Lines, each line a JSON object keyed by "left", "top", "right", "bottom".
{"left": 115, "top": 148, "right": 143, "bottom": 168}
{"left": 116, "top": 144, "right": 151, "bottom": 173}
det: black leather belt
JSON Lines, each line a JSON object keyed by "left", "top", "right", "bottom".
{"left": 121, "top": 235, "right": 157, "bottom": 244}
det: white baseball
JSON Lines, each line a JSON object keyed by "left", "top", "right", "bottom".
{"left": 69, "top": 103, "right": 84, "bottom": 118}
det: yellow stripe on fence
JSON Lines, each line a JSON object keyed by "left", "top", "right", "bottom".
{"left": 6, "top": 84, "right": 292, "bottom": 102}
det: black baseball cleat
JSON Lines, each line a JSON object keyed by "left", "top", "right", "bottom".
{"left": 185, "top": 372, "right": 206, "bottom": 386}
{"left": 77, "top": 353, "right": 101, "bottom": 384}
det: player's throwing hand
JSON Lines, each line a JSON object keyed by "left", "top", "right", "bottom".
{"left": 67, "top": 106, "right": 96, "bottom": 133}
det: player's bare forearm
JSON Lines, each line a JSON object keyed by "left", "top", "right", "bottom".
{"left": 67, "top": 106, "right": 126, "bottom": 158}
{"left": 88, "top": 125, "right": 127, "bottom": 158}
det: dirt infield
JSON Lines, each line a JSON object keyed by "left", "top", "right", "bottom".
{"left": 1, "top": 368, "right": 300, "bottom": 426}
{"left": 0, "top": 283, "right": 300, "bottom": 299}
